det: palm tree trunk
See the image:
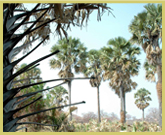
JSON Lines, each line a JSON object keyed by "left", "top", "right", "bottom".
{"left": 97, "top": 86, "right": 101, "bottom": 123}
{"left": 142, "top": 108, "right": 144, "bottom": 122}
{"left": 120, "top": 85, "right": 126, "bottom": 124}
{"left": 156, "top": 64, "right": 162, "bottom": 127}
{"left": 68, "top": 80, "right": 72, "bottom": 121}
{"left": 124, "top": 91, "right": 126, "bottom": 123}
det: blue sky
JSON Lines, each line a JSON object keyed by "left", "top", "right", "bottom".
{"left": 17, "top": 3, "right": 159, "bottom": 119}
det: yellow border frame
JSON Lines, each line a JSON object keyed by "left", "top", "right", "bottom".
{"left": 1, "top": 0, "right": 164, "bottom": 134}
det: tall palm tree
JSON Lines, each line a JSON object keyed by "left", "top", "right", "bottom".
{"left": 100, "top": 37, "right": 140, "bottom": 124}
{"left": 84, "top": 49, "right": 102, "bottom": 123}
{"left": 129, "top": 3, "right": 162, "bottom": 126}
{"left": 49, "top": 37, "right": 87, "bottom": 121}
{"left": 3, "top": 3, "right": 112, "bottom": 131}
{"left": 134, "top": 88, "right": 152, "bottom": 122}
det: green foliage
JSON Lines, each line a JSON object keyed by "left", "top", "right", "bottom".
{"left": 42, "top": 86, "right": 70, "bottom": 131}
{"left": 100, "top": 36, "right": 141, "bottom": 96}
{"left": 45, "top": 86, "right": 68, "bottom": 108}
{"left": 49, "top": 37, "right": 87, "bottom": 77}
{"left": 85, "top": 49, "right": 102, "bottom": 87}
{"left": 120, "top": 124, "right": 127, "bottom": 131}
{"left": 132, "top": 124, "right": 137, "bottom": 132}
{"left": 129, "top": 3, "right": 162, "bottom": 65}
{"left": 13, "top": 64, "right": 70, "bottom": 130}
{"left": 13, "top": 64, "right": 46, "bottom": 123}
{"left": 45, "top": 110, "right": 66, "bottom": 131}
{"left": 134, "top": 88, "right": 152, "bottom": 110}
{"left": 132, "top": 121, "right": 150, "bottom": 132}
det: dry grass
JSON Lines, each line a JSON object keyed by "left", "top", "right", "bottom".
{"left": 17, "top": 119, "right": 162, "bottom": 132}
{"left": 73, "top": 119, "right": 162, "bottom": 132}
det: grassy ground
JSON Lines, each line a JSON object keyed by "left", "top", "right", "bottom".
{"left": 72, "top": 119, "right": 161, "bottom": 132}
{"left": 17, "top": 119, "right": 162, "bottom": 132}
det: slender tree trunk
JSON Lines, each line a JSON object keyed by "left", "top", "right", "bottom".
{"left": 152, "top": 38, "right": 162, "bottom": 127}
{"left": 124, "top": 91, "right": 126, "bottom": 123}
{"left": 68, "top": 80, "right": 72, "bottom": 121}
{"left": 156, "top": 65, "right": 162, "bottom": 127}
{"left": 123, "top": 92, "right": 126, "bottom": 123}
{"left": 68, "top": 64, "right": 72, "bottom": 121}
{"left": 120, "top": 85, "right": 126, "bottom": 124}
{"left": 97, "top": 86, "right": 101, "bottom": 123}
{"left": 142, "top": 108, "right": 144, "bottom": 122}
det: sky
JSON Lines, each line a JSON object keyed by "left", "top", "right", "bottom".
{"left": 16, "top": 3, "right": 160, "bottom": 119}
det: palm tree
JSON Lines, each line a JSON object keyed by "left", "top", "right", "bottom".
{"left": 49, "top": 86, "right": 68, "bottom": 109}
{"left": 3, "top": 3, "right": 112, "bottom": 131}
{"left": 134, "top": 88, "right": 152, "bottom": 122}
{"left": 13, "top": 63, "right": 42, "bottom": 87}
{"left": 129, "top": 3, "right": 162, "bottom": 126}
{"left": 100, "top": 37, "right": 140, "bottom": 124}
{"left": 49, "top": 37, "right": 87, "bottom": 121}
{"left": 45, "top": 86, "right": 69, "bottom": 131}
{"left": 84, "top": 49, "right": 102, "bottom": 123}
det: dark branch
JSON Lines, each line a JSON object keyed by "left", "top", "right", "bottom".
{"left": 4, "top": 50, "right": 60, "bottom": 86}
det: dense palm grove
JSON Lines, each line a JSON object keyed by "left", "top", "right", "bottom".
{"left": 3, "top": 3, "right": 162, "bottom": 132}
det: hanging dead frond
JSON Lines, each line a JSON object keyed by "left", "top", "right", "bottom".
{"left": 74, "top": 65, "right": 80, "bottom": 73}
{"left": 81, "top": 9, "right": 86, "bottom": 27}
{"left": 76, "top": 10, "right": 80, "bottom": 23}
{"left": 53, "top": 4, "right": 63, "bottom": 18}
{"left": 142, "top": 41, "right": 149, "bottom": 52}
{"left": 68, "top": 72, "right": 74, "bottom": 78}
{"left": 58, "top": 70, "right": 64, "bottom": 78}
